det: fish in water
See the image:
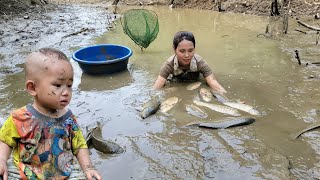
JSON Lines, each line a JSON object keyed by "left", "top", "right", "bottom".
{"left": 186, "top": 116, "right": 255, "bottom": 129}
{"left": 199, "top": 88, "right": 213, "bottom": 102}
{"left": 290, "top": 122, "right": 320, "bottom": 140}
{"left": 186, "top": 81, "right": 202, "bottom": 90}
{"left": 140, "top": 97, "right": 161, "bottom": 119}
{"left": 211, "top": 90, "right": 261, "bottom": 116}
{"left": 193, "top": 100, "right": 241, "bottom": 116}
{"left": 223, "top": 102, "right": 261, "bottom": 116}
{"left": 186, "top": 104, "right": 208, "bottom": 118}
{"left": 86, "top": 124, "right": 124, "bottom": 154}
{"left": 211, "top": 90, "right": 229, "bottom": 103}
{"left": 159, "top": 96, "right": 179, "bottom": 113}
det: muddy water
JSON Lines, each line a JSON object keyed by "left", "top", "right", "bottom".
{"left": 1, "top": 5, "right": 320, "bottom": 179}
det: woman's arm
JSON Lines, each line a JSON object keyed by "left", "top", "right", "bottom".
{"left": 153, "top": 75, "right": 167, "bottom": 89}
{"left": 76, "top": 148, "right": 102, "bottom": 180}
{"left": 205, "top": 74, "right": 227, "bottom": 94}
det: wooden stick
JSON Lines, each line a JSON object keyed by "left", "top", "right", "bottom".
{"left": 59, "top": 28, "right": 91, "bottom": 45}
{"left": 297, "top": 19, "right": 320, "bottom": 31}
{"left": 295, "top": 28, "right": 307, "bottom": 34}
{"left": 294, "top": 50, "right": 301, "bottom": 65}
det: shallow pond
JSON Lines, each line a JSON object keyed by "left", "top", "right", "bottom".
{"left": 1, "top": 5, "right": 320, "bottom": 179}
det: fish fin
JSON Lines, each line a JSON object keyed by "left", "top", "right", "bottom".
{"left": 185, "top": 122, "right": 200, "bottom": 128}
{"left": 211, "top": 91, "right": 229, "bottom": 103}
{"left": 289, "top": 123, "right": 320, "bottom": 140}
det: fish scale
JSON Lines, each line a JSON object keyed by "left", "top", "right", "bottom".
{"left": 187, "top": 117, "right": 255, "bottom": 129}
{"left": 223, "top": 102, "right": 261, "bottom": 116}
{"left": 193, "top": 100, "right": 241, "bottom": 116}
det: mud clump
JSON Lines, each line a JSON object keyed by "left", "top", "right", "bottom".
{"left": 0, "top": 0, "right": 47, "bottom": 15}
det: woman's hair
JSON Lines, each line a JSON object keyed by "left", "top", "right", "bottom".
{"left": 173, "top": 31, "right": 195, "bottom": 50}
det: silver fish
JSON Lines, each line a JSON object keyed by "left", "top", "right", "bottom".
{"left": 186, "top": 104, "right": 208, "bottom": 118}
{"left": 186, "top": 81, "right": 202, "bottom": 90}
{"left": 140, "top": 98, "right": 161, "bottom": 119}
{"left": 210, "top": 90, "right": 261, "bottom": 116}
{"left": 186, "top": 117, "right": 255, "bottom": 129}
{"left": 160, "top": 96, "right": 179, "bottom": 113}
{"left": 199, "top": 88, "right": 213, "bottom": 102}
{"left": 193, "top": 100, "right": 241, "bottom": 116}
{"left": 223, "top": 102, "right": 261, "bottom": 116}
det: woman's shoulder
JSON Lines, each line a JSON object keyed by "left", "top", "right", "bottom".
{"left": 166, "top": 55, "right": 176, "bottom": 62}
{"left": 194, "top": 54, "right": 204, "bottom": 61}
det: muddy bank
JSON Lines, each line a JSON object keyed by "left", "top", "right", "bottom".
{"left": 120, "top": 0, "right": 320, "bottom": 16}
{"left": 0, "top": 1, "right": 320, "bottom": 179}
{"left": 0, "top": 2, "right": 116, "bottom": 75}
{"left": 1, "top": 0, "right": 320, "bottom": 17}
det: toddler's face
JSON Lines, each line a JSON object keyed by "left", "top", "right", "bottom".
{"left": 35, "top": 59, "right": 74, "bottom": 112}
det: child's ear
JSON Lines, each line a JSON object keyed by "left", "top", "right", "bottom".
{"left": 25, "top": 80, "right": 36, "bottom": 96}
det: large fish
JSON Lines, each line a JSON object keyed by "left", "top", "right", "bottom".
{"left": 290, "top": 122, "right": 320, "bottom": 140}
{"left": 186, "top": 116, "right": 255, "bottom": 129}
{"left": 193, "top": 100, "right": 241, "bottom": 116}
{"left": 186, "top": 81, "right": 202, "bottom": 90}
{"left": 223, "top": 102, "right": 261, "bottom": 116}
{"left": 140, "top": 97, "right": 161, "bottom": 119}
{"left": 211, "top": 90, "right": 261, "bottom": 116}
{"left": 86, "top": 125, "right": 124, "bottom": 154}
{"left": 186, "top": 104, "right": 208, "bottom": 118}
{"left": 199, "top": 88, "right": 213, "bottom": 102}
{"left": 159, "top": 96, "right": 179, "bottom": 113}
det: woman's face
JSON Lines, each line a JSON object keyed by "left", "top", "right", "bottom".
{"left": 174, "top": 39, "right": 195, "bottom": 67}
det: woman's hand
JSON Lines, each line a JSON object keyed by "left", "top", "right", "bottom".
{"left": 205, "top": 74, "right": 227, "bottom": 94}
{"left": 153, "top": 75, "right": 167, "bottom": 89}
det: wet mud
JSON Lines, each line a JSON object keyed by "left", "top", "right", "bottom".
{"left": 1, "top": 1, "right": 320, "bottom": 179}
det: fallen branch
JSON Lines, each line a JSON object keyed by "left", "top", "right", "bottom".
{"left": 59, "top": 28, "right": 92, "bottom": 45}
{"left": 295, "top": 28, "right": 307, "bottom": 34}
{"left": 297, "top": 19, "right": 320, "bottom": 31}
{"left": 17, "top": 19, "right": 35, "bottom": 33}
{"left": 62, "top": 27, "right": 90, "bottom": 39}
{"left": 257, "top": 33, "right": 271, "bottom": 38}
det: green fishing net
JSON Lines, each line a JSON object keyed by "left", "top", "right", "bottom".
{"left": 121, "top": 9, "right": 159, "bottom": 50}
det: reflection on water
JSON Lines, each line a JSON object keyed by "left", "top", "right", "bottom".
{"left": 0, "top": 5, "right": 320, "bottom": 180}
{"left": 79, "top": 69, "right": 133, "bottom": 91}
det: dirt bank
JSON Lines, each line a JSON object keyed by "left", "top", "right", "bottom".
{"left": 1, "top": 0, "right": 319, "bottom": 17}
{"left": 121, "top": 0, "right": 319, "bottom": 16}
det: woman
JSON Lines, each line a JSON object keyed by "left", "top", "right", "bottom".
{"left": 153, "top": 31, "right": 227, "bottom": 94}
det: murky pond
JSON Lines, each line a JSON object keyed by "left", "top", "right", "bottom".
{"left": 1, "top": 5, "right": 320, "bottom": 179}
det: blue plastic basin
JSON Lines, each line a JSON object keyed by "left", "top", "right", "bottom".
{"left": 72, "top": 44, "right": 133, "bottom": 75}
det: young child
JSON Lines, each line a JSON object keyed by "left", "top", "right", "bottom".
{"left": 0, "top": 48, "right": 101, "bottom": 180}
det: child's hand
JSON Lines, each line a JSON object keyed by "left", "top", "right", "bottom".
{"left": 84, "top": 168, "right": 102, "bottom": 180}
{"left": 0, "top": 159, "right": 8, "bottom": 180}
